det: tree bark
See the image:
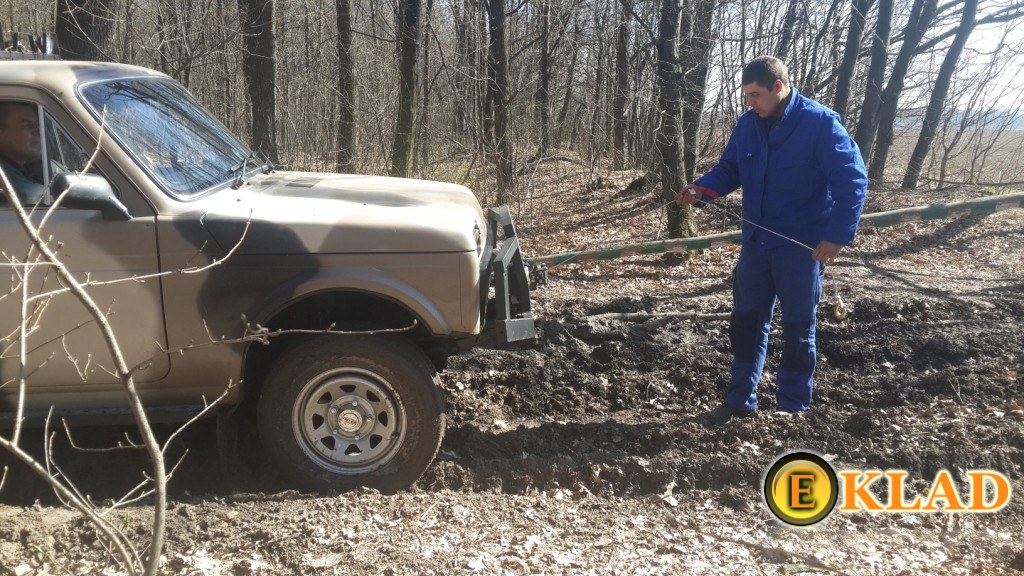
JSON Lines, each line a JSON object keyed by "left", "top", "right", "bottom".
{"left": 867, "top": 0, "right": 938, "bottom": 183}
{"left": 485, "top": 0, "right": 513, "bottom": 203}
{"left": 335, "top": 0, "right": 356, "bottom": 172}
{"left": 852, "top": 0, "right": 893, "bottom": 155}
{"left": 656, "top": 0, "right": 695, "bottom": 241}
{"left": 55, "top": 0, "right": 115, "bottom": 61}
{"left": 237, "top": 0, "right": 279, "bottom": 163}
{"left": 536, "top": 0, "right": 553, "bottom": 157}
{"left": 832, "top": 0, "right": 872, "bottom": 121}
{"left": 679, "top": 0, "right": 715, "bottom": 184}
{"left": 902, "top": 0, "right": 977, "bottom": 189}
{"left": 415, "top": 0, "right": 434, "bottom": 172}
{"left": 611, "top": 2, "right": 629, "bottom": 170}
{"left": 774, "top": 0, "right": 800, "bottom": 61}
{"left": 390, "top": 0, "right": 422, "bottom": 178}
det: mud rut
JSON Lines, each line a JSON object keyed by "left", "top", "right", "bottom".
{"left": 8, "top": 290, "right": 1020, "bottom": 509}
{"left": 426, "top": 290, "right": 1024, "bottom": 505}
{"left": 6, "top": 273, "right": 1024, "bottom": 508}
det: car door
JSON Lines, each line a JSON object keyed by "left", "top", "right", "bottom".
{"left": 0, "top": 98, "right": 168, "bottom": 415}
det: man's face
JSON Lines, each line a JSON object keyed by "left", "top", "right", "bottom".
{"left": 742, "top": 80, "right": 787, "bottom": 118}
{"left": 0, "top": 104, "right": 42, "bottom": 165}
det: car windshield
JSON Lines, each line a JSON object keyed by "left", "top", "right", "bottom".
{"left": 80, "top": 78, "right": 252, "bottom": 199}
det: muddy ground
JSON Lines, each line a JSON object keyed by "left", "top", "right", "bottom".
{"left": 1, "top": 166, "right": 1023, "bottom": 575}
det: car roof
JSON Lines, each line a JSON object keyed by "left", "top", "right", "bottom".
{"left": 0, "top": 60, "right": 169, "bottom": 94}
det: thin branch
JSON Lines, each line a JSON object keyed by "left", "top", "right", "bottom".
{"left": 0, "top": 435, "right": 140, "bottom": 571}
{"left": 1, "top": 153, "right": 167, "bottom": 576}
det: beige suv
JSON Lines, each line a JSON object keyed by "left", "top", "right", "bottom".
{"left": 0, "top": 56, "right": 534, "bottom": 492}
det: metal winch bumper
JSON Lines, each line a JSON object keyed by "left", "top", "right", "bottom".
{"left": 474, "top": 206, "right": 536, "bottom": 345}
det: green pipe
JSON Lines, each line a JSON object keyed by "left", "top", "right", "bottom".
{"left": 529, "top": 191, "right": 1024, "bottom": 268}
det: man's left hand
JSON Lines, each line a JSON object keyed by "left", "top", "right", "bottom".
{"left": 811, "top": 240, "right": 843, "bottom": 264}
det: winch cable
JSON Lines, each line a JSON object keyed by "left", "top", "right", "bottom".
{"left": 696, "top": 199, "right": 849, "bottom": 320}
{"left": 531, "top": 194, "right": 852, "bottom": 319}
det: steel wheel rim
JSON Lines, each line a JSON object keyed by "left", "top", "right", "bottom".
{"left": 291, "top": 367, "right": 408, "bottom": 475}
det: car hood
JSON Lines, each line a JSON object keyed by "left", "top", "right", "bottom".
{"left": 192, "top": 172, "right": 486, "bottom": 254}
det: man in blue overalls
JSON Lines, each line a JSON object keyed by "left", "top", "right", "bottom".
{"left": 677, "top": 56, "right": 867, "bottom": 424}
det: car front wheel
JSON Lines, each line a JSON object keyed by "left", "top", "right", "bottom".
{"left": 257, "top": 335, "right": 445, "bottom": 493}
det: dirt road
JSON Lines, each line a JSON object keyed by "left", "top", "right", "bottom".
{"left": 2, "top": 174, "right": 1022, "bottom": 575}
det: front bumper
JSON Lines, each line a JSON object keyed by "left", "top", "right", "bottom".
{"left": 473, "top": 206, "right": 536, "bottom": 345}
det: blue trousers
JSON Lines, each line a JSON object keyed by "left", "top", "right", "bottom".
{"left": 726, "top": 242, "right": 824, "bottom": 412}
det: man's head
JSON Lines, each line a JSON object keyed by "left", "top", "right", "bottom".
{"left": 741, "top": 56, "right": 791, "bottom": 119}
{"left": 0, "top": 102, "right": 42, "bottom": 165}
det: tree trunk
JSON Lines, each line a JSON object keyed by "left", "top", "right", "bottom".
{"left": 679, "top": 0, "right": 715, "bottom": 184}
{"left": 852, "top": 0, "right": 892, "bottom": 155}
{"left": 867, "top": 0, "right": 938, "bottom": 183}
{"left": 832, "top": 0, "right": 872, "bottom": 121}
{"left": 902, "top": 0, "right": 977, "bottom": 189}
{"left": 536, "top": 0, "right": 553, "bottom": 157}
{"left": 774, "top": 0, "right": 800, "bottom": 61}
{"left": 611, "top": 2, "right": 629, "bottom": 170}
{"left": 415, "top": 0, "right": 434, "bottom": 172}
{"left": 656, "top": 0, "right": 695, "bottom": 241}
{"left": 55, "top": 0, "right": 114, "bottom": 61}
{"left": 589, "top": 4, "right": 609, "bottom": 164}
{"left": 485, "top": 0, "right": 513, "bottom": 204}
{"left": 335, "top": 0, "right": 356, "bottom": 172}
{"left": 390, "top": 0, "right": 422, "bottom": 178}
{"left": 237, "top": 0, "right": 279, "bottom": 163}
{"left": 556, "top": 19, "right": 580, "bottom": 130}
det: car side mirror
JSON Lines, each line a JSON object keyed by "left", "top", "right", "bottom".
{"left": 49, "top": 172, "right": 132, "bottom": 221}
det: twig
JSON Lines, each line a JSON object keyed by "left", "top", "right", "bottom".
{"left": 142, "top": 320, "right": 418, "bottom": 373}
{"left": 0, "top": 435, "right": 139, "bottom": 571}
{"left": 2, "top": 154, "right": 164, "bottom": 575}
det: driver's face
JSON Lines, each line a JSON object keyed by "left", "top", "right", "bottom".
{"left": 0, "top": 104, "right": 41, "bottom": 165}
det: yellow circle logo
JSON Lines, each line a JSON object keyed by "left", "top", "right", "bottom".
{"left": 763, "top": 452, "right": 838, "bottom": 526}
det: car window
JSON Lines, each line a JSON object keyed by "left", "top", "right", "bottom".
{"left": 0, "top": 100, "right": 45, "bottom": 207}
{"left": 0, "top": 101, "right": 98, "bottom": 208}
{"left": 43, "top": 112, "right": 91, "bottom": 175}
{"left": 79, "top": 78, "right": 253, "bottom": 200}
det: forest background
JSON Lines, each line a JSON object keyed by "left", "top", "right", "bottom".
{"left": 4, "top": 0, "right": 1024, "bottom": 238}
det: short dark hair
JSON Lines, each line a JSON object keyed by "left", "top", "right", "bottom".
{"left": 741, "top": 56, "right": 789, "bottom": 89}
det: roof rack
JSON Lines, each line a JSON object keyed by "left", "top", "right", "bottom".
{"left": 1, "top": 29, "right": 60, "bottom": 60}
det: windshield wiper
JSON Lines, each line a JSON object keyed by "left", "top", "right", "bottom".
{"left": 228, "top": 150, "right": 274, "bottom": 189}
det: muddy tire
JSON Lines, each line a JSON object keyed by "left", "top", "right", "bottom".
{"left": 257, "top": 335, "right": 445, "bottom": 493}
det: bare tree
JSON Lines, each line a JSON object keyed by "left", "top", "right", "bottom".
{"left": 852, "top": 0, "right": 893, "bottom": 155}
{"left": 655, "top": 0, "right": 696, "bottom": 240}
{"left": 774, "top": 0, "right": 801, "bottom": 60}
{"left": 679, "top": 0, "right": 715, "bottom": 183}
{"left": 336, "top": 0, "right": 356, "bottom": 172}
{"left": 867, "top": 0, "right": 939, "bottom": 183}
{"left": 902, "top": 0, "right": 977, "bottom": 189}
{"left": 485, "top": 0, "right": 514, "bottom": 203}
{"left": 536, "top": 0, "right": 554, "bottom": 157}
{"left": 611, "top": 2, "right": 630, "bottom": 169}
{"left": 55, "top": 0, "right": 115, "bottom": 61}
{"left": 237, "top": 0, "right": 279, "bottom": 163}
{"left": 391, "top": 0, "right": 422, "bottom": 178}
{"left": 832, "top": 0, "right": 872, "bottom": 121}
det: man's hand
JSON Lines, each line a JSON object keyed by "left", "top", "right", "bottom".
{"left": 811, "top": 240, "right": 843, "bottom": 264}
{"left": 675, "top": 184, "right": 713, "bottom": 206}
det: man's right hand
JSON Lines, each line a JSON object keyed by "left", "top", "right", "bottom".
{"left": 675, "top": 184, "right": 713, "bottom": 206}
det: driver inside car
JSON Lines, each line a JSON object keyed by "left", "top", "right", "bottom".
{"left": 0, "top": 101, "right": 45, "bottom": 205}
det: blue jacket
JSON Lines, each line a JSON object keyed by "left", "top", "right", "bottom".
{"left": 694, "top": 88, "right": 867, "bottom": 249}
